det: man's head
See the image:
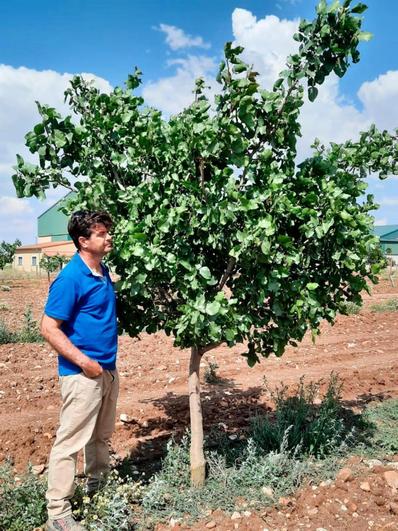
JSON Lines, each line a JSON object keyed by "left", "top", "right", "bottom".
{"left": 68, "top": 210, "right": 113, "bottom": 256}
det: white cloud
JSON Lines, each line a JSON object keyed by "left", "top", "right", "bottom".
{"left": 231, "top": 9, "right": 299, "bottom": 89}
{"left": 0, "top": 195, "right": 33, "bottom": 215}
{"left": 157, "top": 24, "right": 210, "bottom": 51}
{"left": 0, "top": 64, "right": 112, "bottom": 243}
{"left": 374, "top": 217, "right": 388, "bottom": 226}
{"left": 358, "top": 71, "right": 398, "bottom": 131}
{"left": 143, "top": 55, "right": 217, "bottom": 114}
{"left": 379, "top": 197, "right": 398, "bottom": 206}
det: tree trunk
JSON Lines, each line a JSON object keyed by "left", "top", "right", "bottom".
{"left": 189, "top": 345, "right": 205, "bottom": 486}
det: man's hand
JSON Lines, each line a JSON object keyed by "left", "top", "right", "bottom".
{"left": 41, "top": 314, "right": 103, "bottom": 377}
{"left": 80, "top": 357, "right": 103, "bottom": 378}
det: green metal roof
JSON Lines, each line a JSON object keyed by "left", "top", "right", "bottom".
{"left": 373, "top": 225, "right": 398, "bottom": 238}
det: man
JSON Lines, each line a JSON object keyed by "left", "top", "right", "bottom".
{"left": 41, "top": 210, "right": 118, "bottom": 531}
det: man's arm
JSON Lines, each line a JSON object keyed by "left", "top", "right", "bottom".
{"left": 41, "top": 314, "right": 103, "bottom": 378}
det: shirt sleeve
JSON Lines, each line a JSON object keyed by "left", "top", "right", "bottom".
{"left": 44, "top": 275, "right": 79, "bottom": 321}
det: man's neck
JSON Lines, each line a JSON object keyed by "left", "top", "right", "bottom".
{"left": 79, "top": 250, "right": 103, "bottom": 273}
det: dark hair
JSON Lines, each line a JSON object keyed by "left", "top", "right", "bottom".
{"left": 68, "top": 210, "right": 113, "bottom": 250}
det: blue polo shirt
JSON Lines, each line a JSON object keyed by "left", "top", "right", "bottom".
{"left": 44, "top": 253, "right": 117, "bottom": 376}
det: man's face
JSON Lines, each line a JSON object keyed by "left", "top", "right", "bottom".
{"left": 79, "top": 222, "right": 113, "bottom": 257}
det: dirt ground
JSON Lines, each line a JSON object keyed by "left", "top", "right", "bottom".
{"left": 0, "top": 276, "right": 398, "bottom": 530}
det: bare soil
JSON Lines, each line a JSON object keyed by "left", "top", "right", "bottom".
{"left": 0, "top": 277, "right": 398, "bottom": 530}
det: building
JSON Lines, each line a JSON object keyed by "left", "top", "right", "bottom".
{"left": 14, "top": 193, "right": 76, "bottom": 273}
{"left": 374, "top": 225, "right": 398, "bottom": 263}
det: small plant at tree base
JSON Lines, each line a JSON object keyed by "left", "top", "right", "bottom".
{"left": 12, "top": 0, "right": 397, "bottom": 485}
{"left": 204, "top": 361, "right": 221, "bottom": 384}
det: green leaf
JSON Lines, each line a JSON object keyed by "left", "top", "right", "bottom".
{"left": 351, "top": 3, "right": 367, "bottom": 14}
{"left": 199, "top": 266, "right": 212, "bottom": 280}
{"left": 206, "top": 301, "right": 221, "bottom": 316}
{"left": 358, "top": 31, "right": 373, "bottom": 42}
{"left": 306, "top": 283, "right": 319, "bottom": 291}
{"left": 308, "top": 86, "right": 319, "bottom": 102}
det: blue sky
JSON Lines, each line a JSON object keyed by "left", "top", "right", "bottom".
{"left": 1, "top": 0, "right": 398, "bottom": 243}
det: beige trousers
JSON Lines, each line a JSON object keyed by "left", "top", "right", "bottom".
{"left": 46, "top": 369, "right": 119, "bottom": 519}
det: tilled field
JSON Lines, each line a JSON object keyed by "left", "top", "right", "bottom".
{"left": 0, "top": 277, "right": 398, "bottom": 530}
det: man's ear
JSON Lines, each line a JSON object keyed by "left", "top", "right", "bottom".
{"left": 78, "top": 236, "right": 87, "bottom": 249}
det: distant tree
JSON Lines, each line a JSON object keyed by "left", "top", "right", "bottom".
{"left": 0, "top": 239, "right": 22, "bottom": 270}
{"left": 12, "top": 0, "right": 398, "bottom": 485}
{"left": 39, "top": 254, "right": 70, "bottom": 282}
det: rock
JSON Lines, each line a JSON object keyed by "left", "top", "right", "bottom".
{"left": 43, "top": 432, "right": 53, "bottom": 440}
{"left": 337, "top": 467, "right": 352, "bottom": 482}
{"left": 231, "top": 511, "right": 241, "bottom": 520}
{"left": 119, "top": 413, "right": 133, "bottom": 423}
{"left": 279, "top": 497, "right": 291, "bottom": 506}
{"left": 360, "top": 481, "right": 371, "bottom": 492}
{"left": 364, "top": 459, "right": 383, "bottom": 468}
{"left": 32, "top": 464, "right": 45, "bottom": 475}
{"left": 262, "top": 486, "right": 274, "bottom": 498}
{"left": 389, "top": 501, "right": 398, "bottom": 515}
{"left": 308, "top": 508, "right": 318, "bottom": 516}
{"left": 384, "top": 470, "right": 398, "bottom": 490}
{"left": 243, "top": 511, "right": 252, "bottom": 517}
{"left": 169, "top": 517, "right": 181, "bottom": 527}
{"left": 205, "top": 521, "right": 216, "bottom": 529}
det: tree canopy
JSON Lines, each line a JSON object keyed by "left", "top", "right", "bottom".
{"left": 12, "top": 0, "right": 396, "bottom": 363}
{"left": 0, "top": 240, "right": 21, "bottom": 270}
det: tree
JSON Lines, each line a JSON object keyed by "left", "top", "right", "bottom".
{"left": 12, "top": 0, "right": 398, "bottom": 485}
{"left": 0, "top": 239, "right": 22, "bottom": 270}
{"left": 39, "top": 254, "right": 70, "bottom": 282}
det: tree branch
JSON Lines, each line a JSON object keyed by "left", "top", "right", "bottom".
{"left": 218, "top": 257, "right": 236, "bottom": 290}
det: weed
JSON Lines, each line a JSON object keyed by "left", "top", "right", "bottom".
{"left": 17, "top": 305, "right": 43, "bottom": 343}
{"left": 0, "top": 302, "right": 9, "bottom": 311}
{"left": 0, "top": 319, "right": 16, "bottom": 344}
{"left": 370, "top": 298, "right": 398, "bottom": 313}
{"left": 339, "top": 301, "right": 361, "bottom": 315}
{"left": 204, "top": 361, "right": 220, "bottom": 384}
{"left": 0, "top": 462, "right": 47, "bottom": 531}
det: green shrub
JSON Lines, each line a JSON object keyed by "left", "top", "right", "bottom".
{"left": 339, "top": 301, "right": 361, "bottom": 315}
{"left": 370, "top": 298, "right": 398, "bottom": 313}
{"left": 250, "top": 374, "right": 359, "bottom": 457}
{"left": 0, "top": 462, "right": 47, "bottom": 531}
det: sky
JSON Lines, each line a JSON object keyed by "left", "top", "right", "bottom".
{"left": 1, "top": 0, "right": 398, "bottom": 243}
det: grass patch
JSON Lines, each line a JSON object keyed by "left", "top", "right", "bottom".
{"left": 370, "top": 298, "right": 398, "bottom": 313}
